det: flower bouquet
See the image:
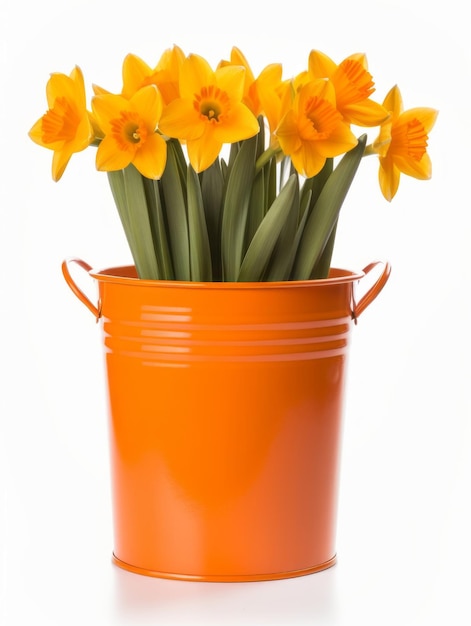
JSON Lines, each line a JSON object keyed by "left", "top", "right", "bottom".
{"left": 29, "top": 45, "right": 437, "bottom": 283}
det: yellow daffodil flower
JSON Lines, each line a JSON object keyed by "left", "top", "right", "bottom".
{"left": 219, "top": 48, "right": 283, "bottom": 115}
{"left": 93, "top": 46, "right": 185, "bottom": 105}
{"left": 308, "top": 50, "right": 389, "bottom": 127}
{"left": 29, "top": 66, "right": 95, "bottom": 181}
{"left": 274, "top": 78, "right": 358, "bottom": 178}
{"left": 370, "top": 85, "right": 438, "bottom": 201}
{"left": 158, "top": 53, "right": 260, "bottom": 172}
{"left": 219, "top": 47, "right": 287, "bottom": 150}
{"left": 92, "top": 85, "right": 167, "bottom": 179}
{"left": 256, "top": 64, "right": 290, "bottom": 147}
{"left": 121, "top": 46, "right": 185, "bottom": 104}
{"left": 218, "top": 47, "right": 260, "bottom": 116}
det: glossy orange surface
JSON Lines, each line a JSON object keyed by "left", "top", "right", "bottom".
{"left": 62, "top": 260, "right": 390, "bottom": 581}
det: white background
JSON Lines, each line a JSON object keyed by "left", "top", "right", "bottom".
{"left": 1, "top": 1, "right": 470, "bottom": 624}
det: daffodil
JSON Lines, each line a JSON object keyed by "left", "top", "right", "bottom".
{"left": 121, "top": 46, "right": 185, "bottom": 104}
{"left": 93, "top": 46, "right": 185, "bottom": 106}
{"left": 307, "top": 50, "right": 389, "bottom": 127}
{"left": 92, "top": 85, "right": 167, "bottom": 179}
{"left": 219, "top": 47, "right": 288, "bottom": 152}
{"left": 256, "top": 64, "right": 290, "bottom": 146}
{"left": 29, "top": 66, "right": 95, "bottom": 181}
{"left": 369, "top": 85, "right": 438, "bottom": 201}
{"left": 158, "top": 53, "right": 260, "bottom": 172}
{"left": 274, "top": 78, "right": 358, "bottom": 178}
{"left": 218, "top": 47, "right": 260, "bottom": 116}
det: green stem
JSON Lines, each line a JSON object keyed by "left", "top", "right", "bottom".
{"left": 364, "top": 141, "right": 388, "bottom": 157}
{"left": 255, "top": 146, "right": 282, "bottom": 172}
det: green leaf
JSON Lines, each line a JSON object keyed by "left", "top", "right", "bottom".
{"left": 107, "top": 165, "right": 161, "bottom": 279}
{"left": 279, "top": 155, "right": 292, "bottom": 191}
{"left": 310, "top": 219, "right": 338, "bottom": 279}
{"left": 142, "top": 178, "right": 175, "bottom": 280}
{"left": 255, "top": 116, "right": 265, "bottom": 160}
{"left": 168, "top": 138, "right": 188, "bottom": 189}
{"left": 160, "top": 143, "right": 190, "bottom": 281}
{"left": 238, "top": 175, "right": 298, "bottom": 282}
{"left": 291, "top": 135, "right": 367, "bottom": 280}
{"left": 200, "top": 159, "right": 224, "bottom": 281}
{"left": 220, "top": 136, "right": 257, "bottom": 281}
{"left": 226, "top": 141, "right": 241, "bottom": 171}
{"left": 298, "top": 158, "right": 333, "bottom": 227}
{"left": 265, "top": 155, "right": 277, "bottom": 215}
{"left": 281, "top": 189, "right": 312, "bottom": 281}
{"left": 187, "top": 166, "right": 212, "bottom": 281}
{"left": 122, "top": 165, "right": 160, "bottom": 279}
{"left": 245, "top": 168, "right": 265, "bottom": 250}
{"left": 264, "top": 176, "right": 300, "bottom": 281}
{"left": 107, "top": 169, "right": 137, "bottom": 257}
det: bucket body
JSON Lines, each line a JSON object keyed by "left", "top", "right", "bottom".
{"left": 62, "top": 260, "right": 390, "bottom": 581}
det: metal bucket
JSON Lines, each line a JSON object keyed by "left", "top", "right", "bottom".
{"left": 62, "top": 259, "right": 390, "bottom": 581}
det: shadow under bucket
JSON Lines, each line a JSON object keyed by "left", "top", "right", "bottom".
{"left": 62, "top": 259, "right": 391, "bottom": 582}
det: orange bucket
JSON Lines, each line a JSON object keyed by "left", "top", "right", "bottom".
{"left": 62, "top": 259, "right": 390, "bottom": 582}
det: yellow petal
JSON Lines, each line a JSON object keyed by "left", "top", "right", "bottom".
{"left": 256, "top": 63, "right": 284, "bottom": 133}
{"left": 211, "top": 103, "right": 259, "bottom": 144}
{"left": 298, "top": 78, "right": 336, "bottom": 112}
{"left": 74, "top": 113, "right": 95, "bottom": 151}
{"left": 274, "top": 110, "right": 303, "bottom": 154}
{"left": 179, "top": 54, "right": 214, "bottom": 100}
{"left": 372, "top": 120, "right": 392, "bottom": 156}
{"left": 382, "top": 85, "right": 403, "bottom": 120}
{"left": 29, "top": 117, "right": 62, "bottom": 149}
{"left": 156, "top": 45, "right": 185, "bottom": 74}
{"left": 95, "top": 135, "right": 133, "bottom": 171}
{"left": 292, "top": 143, "right": 326, "bottom": 178}
{"left": 92, "top": 84, "right": 111, "bottom": 96}
{"left": 88, "top": 111, "right": 104, "bottom": 140}
{"left": 347, "top": 52, "right": 368, "bottom": 69}
{"left": 132, "top": 133, "right": 167, "bottom": 179}
{"left": 46, "top": 67, "right": 85, "bottom": 109}
{"left": 92, "top": 94, "right": 132, "bottom": 133}
{"left": 122, "top": 53, "right": 153, "bottom": 98}
{"left": 130, "top": 85, "right": 163, "bottom": 128}
{"left": 153, "top": 45, "right": 185, "bottom": 104}
{"left": 341, "top": 99, "right": 389, "bottom": 126}
{"left": 215, "top": 65, "right": 246, "bottom": 102}
{"left": 69, "top": 66, "right": 87, "bottom": 106}
{"left": 394, "top": 152, "right": 432, "bottom": 179}
{"left": 400, "top": 107, "right": 438, "bottom": 134}
{"left": 308, "top": 50, "right": 336, "bottom": 79}
{"left": 379, "top": 156, "right": 400, "bottom": 202}
{"left": 186, "top": 129, "right": 222, "bottom": 173}
{"left": 315, "top": 124, "right": 358, "bottom": 157}
{"left": 229, "top": 47, "right": 255, "bottom": 82}
{"left": 159, "top": 99, "right": 205, "bottom": 140}
{"left": 51, "top": 146, "right": 74, "bottom": 182}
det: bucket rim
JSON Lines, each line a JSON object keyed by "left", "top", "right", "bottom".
{"left": 88, "top": 265, "right": 365, "bottom": 290}
{"left": 62, "top": 258, "right": 390, "bottom": 320}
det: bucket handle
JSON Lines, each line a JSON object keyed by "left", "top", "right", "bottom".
{"left": 353, "top": 261, "right": 392, "bottom": 322}
{"left": 61, "top": 258, "right": 100, "bottom": 320}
